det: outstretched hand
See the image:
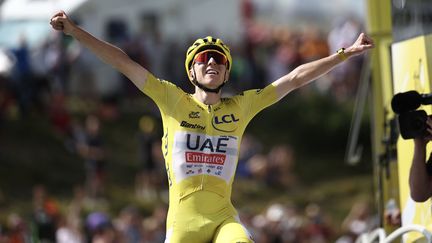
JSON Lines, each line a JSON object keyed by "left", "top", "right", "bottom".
{"left": 50, "top": 11, "right": 75, "bottom": 35}
{"left": 346, "top": 33, "right": 375, "bottom": 57}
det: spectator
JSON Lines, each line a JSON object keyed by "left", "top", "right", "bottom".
{"left": 31, "top": 185, "right": 59, "bottom": 243}
{"left": 301, "top": 203, "right": 334, "bottom": 243}
{"left": 114, "top": 206, "right": 143, "bottom": 243}
{"left": 142, "top": 205, "right": 167, "bottom": 243}
{"left": 336, "top": 200, "right": 374, "bottom": 243}
{"left": 56, "top": 213, "right": 84, "bottom": 243}
{"left": 77, "top": 115, "right": 106, "bottom": 199}
{"left": 6, "top": 213, "right": 29, "bottom": 243}
{"left": 85, "top": 212, "right": 119, "bottom": 243}
{"left": 267, "top": 144, "right": 297, "bottom": 189}
{"left": 10, "top": 36, "right": 34, "bottom": 117}
{"left": 247, "top": 154, "right": 270, "bottom": 183}
{"left": 135, "top": 115, "right": 159, "bottom": 200}
{"left": 237, "top": 133, "right": 262, "bottom": 178}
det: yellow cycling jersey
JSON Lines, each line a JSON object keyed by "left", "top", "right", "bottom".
{"left": 141, "top": 73, "right": 278, "bottom": 203}
{"left": 141, "top": 73, "right": 279, "bottom": 242}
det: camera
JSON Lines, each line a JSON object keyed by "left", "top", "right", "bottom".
{"left": 397, "top": 110, "right": 428, "bottom": 139}
{"left": 391, "top": 91, "right": 432, "bottom": 139}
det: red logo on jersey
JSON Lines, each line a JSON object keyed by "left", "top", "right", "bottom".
{"left": 185, "top": 152, "right": 226, "bottom": 165}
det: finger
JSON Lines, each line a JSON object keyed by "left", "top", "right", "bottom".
{"left": 365, "top": 35, "right": 374, "bottom": 45}
{"left": 365, "top": 39, "right": 375, "bottom": 47}
{"left": 53, "top": 10, "right": 67, "bottom": 17}
{"left": 361, "top": 37, "right": 374, "bottom": 45}
{"left": 50, "top": 10, "right": 67, "bottom": 23}
{"left": 50, "top": 16, "right": 67, "bottom": 28}
{"left": 363, "top": 44, "right": 374, "bottom": 49}
{"left": 50, "top": 16, "right": 61, "bottom": 24}
{"left": 51, "top": 11, "right": 64, "bottom": 18}
{"left": 50, "top": 12, "right": 65, "bottom": 22}
{"left": 360, "top": 34, "right": 374, "bottom": 46}
{"left": 61, "top": 10, "right": 68, "bottom": 19}
{"left": 52, "top": 25, "right": 64, "bottom": 31}
{"left": 51, "top": 22, "right": 64, "bottom": 30}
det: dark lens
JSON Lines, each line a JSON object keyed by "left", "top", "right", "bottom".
{"left": 208, "top": 52, "right": 227, "bottom": 65}
{"left": 194, "top": 52, "right": 208, "bottom": 63}
{"left": 194, "top": 51, "right": 227, "bottom": 65}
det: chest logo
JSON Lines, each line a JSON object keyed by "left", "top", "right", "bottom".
{"left": 181, "top": 121, "right": 205, "bottom": 130}
{"left": 212, "top": 114, "right": 239, "bottom": 132}
{"left": 185, "top": 134, "right": 229, "bottom": 165}
{"left": 189, "top": 111, "right": 201, "bottom": 119}
{"left": 214, "top": 114, "right": 239, "bottom": 124}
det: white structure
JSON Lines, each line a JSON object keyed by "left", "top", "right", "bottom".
{"left": 0, "top": 0, "right": 366, "bottom": 95}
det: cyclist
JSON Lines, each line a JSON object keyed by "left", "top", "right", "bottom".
{"left": 50, "top": 10, "right": 374, "bottom": 243}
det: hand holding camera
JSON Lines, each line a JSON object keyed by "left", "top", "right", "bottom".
{"left": 391, "top": 90, "right": 432, "bottom": 139}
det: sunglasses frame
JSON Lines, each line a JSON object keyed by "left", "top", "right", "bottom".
{"left": 193, "top": 50, "right": 228, "bottom": 66}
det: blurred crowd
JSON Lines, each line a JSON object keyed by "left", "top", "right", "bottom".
{"left": 0, "top": 6, "right": 374, "bottom": 242}
{"left": 0, "top": 182, "right": 376, "bottom": 243}
{"left": 0, "top": 115, "right": 378, "bottom": 243}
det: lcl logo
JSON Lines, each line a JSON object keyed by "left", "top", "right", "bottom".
{"left": 212, "top": 114, "right": 239, "bottom": 132}
{"left": 214, "top": 114, "right": 239, "bottom": 124}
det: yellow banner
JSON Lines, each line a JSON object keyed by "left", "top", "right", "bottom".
{"left": 391, "top": 34, "right": 432, "bottom": 241}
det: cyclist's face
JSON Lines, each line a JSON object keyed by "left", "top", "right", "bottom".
{"left": 191, "top": 57, "right": 228, "bottom": 88}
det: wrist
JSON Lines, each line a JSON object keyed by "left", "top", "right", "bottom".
{"left": 67, "top": 23, "right": 79, "bottom": 37}
{"left": 336, "top": 47, "right": 348, "bottom": 61}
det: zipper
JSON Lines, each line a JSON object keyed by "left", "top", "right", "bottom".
{"left": 200, "top": 104, "right": 213, "bottom": 189}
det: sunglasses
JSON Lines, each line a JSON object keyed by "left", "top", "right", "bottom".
{"left": 194, "top": 50, "right": 228, "bottom": 66}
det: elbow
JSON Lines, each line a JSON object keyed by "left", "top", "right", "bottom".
{"left": 287, "top": 68, "right": 304, "bottom": 88}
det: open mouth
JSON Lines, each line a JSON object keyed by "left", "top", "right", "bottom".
{"left": 206, "top": 69, "right": 219, "bottom": 75}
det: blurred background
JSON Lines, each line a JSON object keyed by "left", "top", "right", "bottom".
{"left": 0, "top": 0, "right": 375, "bottom": 242}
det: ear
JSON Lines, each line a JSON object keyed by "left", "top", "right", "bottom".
{"left": 224, "top": 70, "right": 230, "bottom": 82}
{"left": 189, "top": 69, "right": 194, "bottom": 80}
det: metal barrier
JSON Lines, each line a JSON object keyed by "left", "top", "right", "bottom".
{"left": 355, "top": 225, "right": 432, "bottom": 243}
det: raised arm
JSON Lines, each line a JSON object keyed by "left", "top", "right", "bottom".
{"left": 50, "top": 11, "right": 148, "bottom": 90}
{"left": 272, "top": 33, "right": 374, "bottom": 100}
{"left": 409, "top": 118, "right": 432, "bottom": 202}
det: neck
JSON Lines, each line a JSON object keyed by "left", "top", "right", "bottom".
{"left": 193, "top": 87, "right": 221, "bottom": 105}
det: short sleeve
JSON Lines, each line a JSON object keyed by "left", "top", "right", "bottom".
{"left": 140, "top": 73, "right": 185, "bottom": 112}
{"left": 232, "top": 83, "right": 279, "bottom": 122}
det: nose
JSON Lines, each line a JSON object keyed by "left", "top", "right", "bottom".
{"left": 207, "top": 57, "right": 217, "bottom": 65}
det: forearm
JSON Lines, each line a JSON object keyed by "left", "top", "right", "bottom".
{"left": 272, "top": 33, "right": 373, "bottom": 99}
{"left": 273, "top": 52, "right": 344, "bottom": 98}
{"left": 70, "top": 25, "right": 133, "bottom": 73}
{"left": 69, "top": 25, "right": 148, "bottom": 88}
{"left": 409, "top": 140, "right": 432, "bottom": 202}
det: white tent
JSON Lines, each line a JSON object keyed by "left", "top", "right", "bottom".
{"left": 0, "top": 0, "right": 87, "bottom": 20}
{"left": 0, "top": 0, "right": 87, "bottom": 48}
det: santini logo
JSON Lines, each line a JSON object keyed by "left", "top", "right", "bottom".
{"left": 181, "top": 121, "right": 205, "bottom": 130}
